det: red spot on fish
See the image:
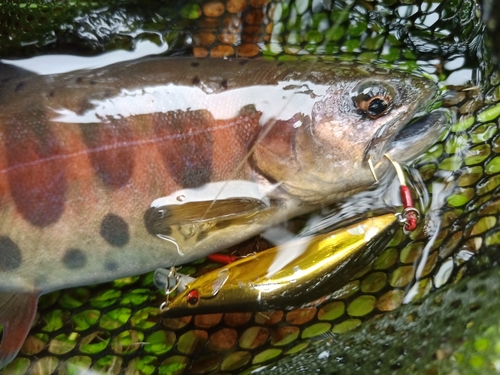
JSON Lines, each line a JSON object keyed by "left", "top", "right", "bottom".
{"left": 4, "top": 116, "right": 67, "bottom": 227}
{"left": 80, "top": 118, "right": 134, "bottom": 189}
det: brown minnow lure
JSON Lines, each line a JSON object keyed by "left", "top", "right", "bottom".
{"left": 159, "top": 213, "right": 398, "bottom": 315}
{"left": 0, "top": 57, "right": 448, "bottom": 367}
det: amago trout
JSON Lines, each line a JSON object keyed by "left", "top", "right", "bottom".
{"left": 0, "top": 57, "right": 449, "bottom": 367}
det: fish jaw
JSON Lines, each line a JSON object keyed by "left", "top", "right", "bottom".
{"left": 253, "top": 67, "right": 445, "bottom": 204}
{"left": 385, "top": 107, "right": 454, "bottom": 163}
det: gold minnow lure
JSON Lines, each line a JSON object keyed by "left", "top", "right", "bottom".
{"left": 160, "top": 213, "right": 398, "bottom": 316}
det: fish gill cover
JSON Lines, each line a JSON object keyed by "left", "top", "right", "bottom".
{"left": 0, "top": 0, "right": 500, "bottom": 374}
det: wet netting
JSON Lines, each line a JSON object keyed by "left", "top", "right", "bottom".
{"left": 1, "top": 0, "right": 500, "bottom": 374}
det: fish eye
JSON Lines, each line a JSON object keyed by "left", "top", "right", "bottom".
{"left": 187, "top": 289, "right": 199, "bottom": 305}
{"left": 351, "top": 82, "right": 394, "bottom": 119}
{"left": 365, "top": 95, "right": 389, "bottom": 118}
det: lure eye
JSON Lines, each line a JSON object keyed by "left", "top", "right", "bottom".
{"left": 187, "top": 289, "right": 199, "bottom": 305}
{"left": 351, "top": 82, "right": 394, "bottom": 119}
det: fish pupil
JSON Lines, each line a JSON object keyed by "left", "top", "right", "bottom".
{"left": 351, "top": 81, "right": 394, "bottom": 119}
{"left": 187, "top": 290, "right": 200, "bottom": 305}
{"left": 367, "top": 97, "right": 388, "bottom": 118}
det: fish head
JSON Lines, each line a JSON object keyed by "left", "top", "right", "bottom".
{"left": 255, "top": 65, "right": 449, "bottom": 203}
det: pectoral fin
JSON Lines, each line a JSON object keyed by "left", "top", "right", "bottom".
{"left": 145, "top": 198, "right": 276, "bottom": 238}
{"left": 0, "top": 292, "right": 38, "bottom": 369}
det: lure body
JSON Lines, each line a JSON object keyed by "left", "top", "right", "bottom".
{"left": 0, "top": 57, "right": 445, "bottom": 367}
{"left": 162, "top": 214, "right": 398, "bottom": 315}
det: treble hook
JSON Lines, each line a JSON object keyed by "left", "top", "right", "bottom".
{"left": 159, "top": 267, "right": 183, "bottom": 313}
{"left": 384, "top": 154, "right": 419, "bottom": 232}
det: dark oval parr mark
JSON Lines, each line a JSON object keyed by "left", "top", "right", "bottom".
{"left": 100, "top": 213, "right": 130, "bottom": 247}
{"left": 104, "top": 259, "right": 119, "bottom": 272}
{"left": 0, "top": 236, "right": 22, "bottom": 271}
{"left": 62, "top": 248, "right": 87, "bottom": 269}
{"left": 80, "top": 119, "right": 134, "bottom": 189}
{"left": 5, "top": 115, "right": 67, "bottom": 227}
{"left": 153, "top": 110, "right": 213, "bottom": 189}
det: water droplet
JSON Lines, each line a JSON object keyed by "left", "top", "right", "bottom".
{"left": 433, "top": 257, "right": 454, "bottom": 288}
{"left": 454, "top": 248, "right": 474, "bottom": 265}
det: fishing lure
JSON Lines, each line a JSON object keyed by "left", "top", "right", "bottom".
{"left": 159, "top": 158, "right": 419, "bottom": 315}
{"left": 159, "top": 213, "right": 399, "bottom": 316}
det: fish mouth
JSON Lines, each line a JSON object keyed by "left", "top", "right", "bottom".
{"left": 384, "top": 107, "right": 453, "bottom": 163}
{"left": 363, "top": 84, "right": 453, "bottom": 168}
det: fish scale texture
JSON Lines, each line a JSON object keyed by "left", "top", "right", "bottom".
{"left": 1, "top": 0, "right": 500, "bottom": 374}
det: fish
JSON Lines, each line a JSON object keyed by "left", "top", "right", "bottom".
{"left": 160, "top": 213, "right": 399, "bottom": 316}
{"left": 0, "top": 57, "right": 449, "bottom": 368}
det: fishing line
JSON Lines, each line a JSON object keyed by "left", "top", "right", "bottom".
{"left": 201, "top": 0, "right": 356, "bottom": 221}
{"left": 367, "top": 157, "right": 379, "bottom": 182}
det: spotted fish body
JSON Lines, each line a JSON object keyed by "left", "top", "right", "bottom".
{"left": 0, "top": 57, "right": 442, "bottom": 367}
